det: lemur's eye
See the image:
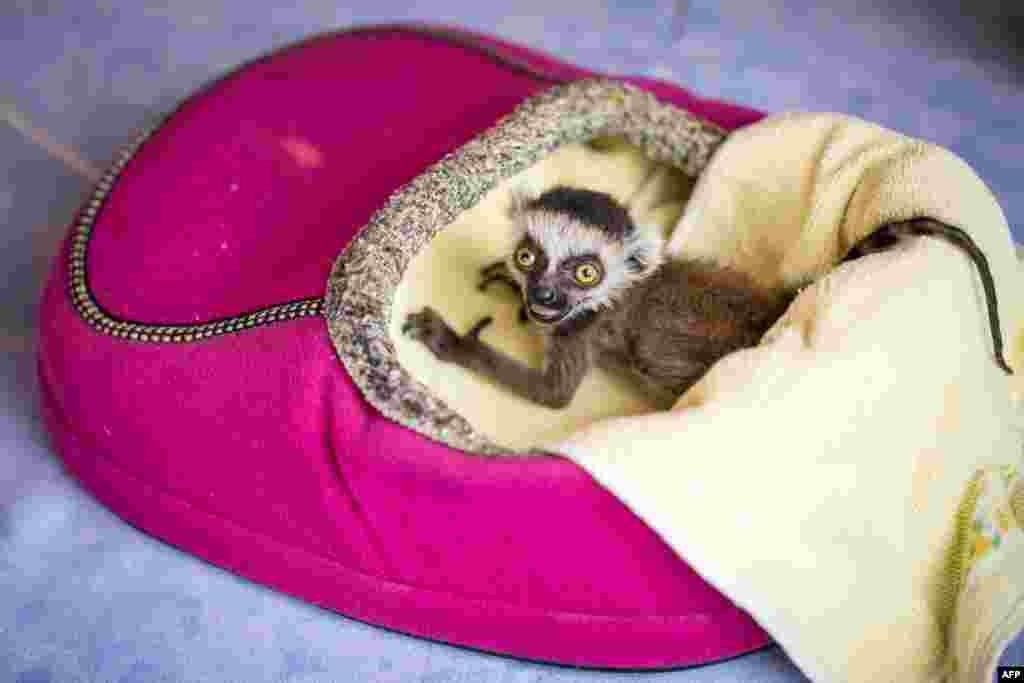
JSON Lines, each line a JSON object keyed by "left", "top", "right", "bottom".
{"left": 574, "top": 262, "right": 602, "bottom": 286}
{"left": 515, "top": 247, "right": 536, "bottom": 269}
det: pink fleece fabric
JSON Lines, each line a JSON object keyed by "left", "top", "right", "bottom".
{"left": 37, "top": 25, "right": 770, "bottom": 669}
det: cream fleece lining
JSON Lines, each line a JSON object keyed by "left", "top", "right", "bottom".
{"left": 391, "top": 139, "right": 693, "bottom": 449}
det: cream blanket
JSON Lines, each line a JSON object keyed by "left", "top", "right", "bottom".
{"left": 550, "top": 113, "right": 1024, "bottom": 682}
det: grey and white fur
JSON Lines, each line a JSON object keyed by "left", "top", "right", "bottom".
{"left": 403, "top": 185, "right": 796, "bottom": 409}
{"left": 402, "top": 185, "right": 1015, "bottom": 410}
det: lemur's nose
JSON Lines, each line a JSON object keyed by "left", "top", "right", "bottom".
{"left": 533, "top": 287, "right": 557, "bottom": 305}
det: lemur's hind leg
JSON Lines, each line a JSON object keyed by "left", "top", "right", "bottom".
{"left": 478, "top": 260, "right": 529, "bottom": 324}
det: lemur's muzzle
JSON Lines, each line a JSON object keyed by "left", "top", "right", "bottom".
{"left": 526, "top": 285, "right": 568, "bottom": 324}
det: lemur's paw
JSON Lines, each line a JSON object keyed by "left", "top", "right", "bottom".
{"left": 402, "top": 307, "right": 462, "bottom": 362}
{"left": 478, "top": 260, "right": 520, "bottom": 293}
{"left": 465, "top": 316, "right": 494, "bottom": 340}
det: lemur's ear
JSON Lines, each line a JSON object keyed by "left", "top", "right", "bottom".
{"left": 507, "top": 180, "right": 542, "bottom": 219}
{"left": 624, "top": 227, "right": 665, "bottom": 278}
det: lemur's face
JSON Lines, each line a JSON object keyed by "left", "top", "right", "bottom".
{"left": 505, "top": 187, "right": 665, "bottom": 327}
{"left": 508, "top": 231, "right": 607, "bottom": 324}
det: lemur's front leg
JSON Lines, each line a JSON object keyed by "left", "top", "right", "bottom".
{"left": 403, "top": 307, "right": 589, "bottom": 409}
{"left": 478, "top": 260, "right": 529, "bottom": 324}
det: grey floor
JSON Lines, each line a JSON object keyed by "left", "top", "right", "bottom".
{"left": 3, "top": 2, "right": 1023, "bottom": 682}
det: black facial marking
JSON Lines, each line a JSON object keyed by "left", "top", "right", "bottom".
{"left": 515, "top": 235, "right": 549, "bottom": 273}
{"left": 526, "top": 186, "right": 636, "bottom": 239}
{"left": 559, "top": 253, "right": 600, "bottom": 271}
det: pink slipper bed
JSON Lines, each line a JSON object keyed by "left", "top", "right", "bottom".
{"left": 38, "top": 24, "right": 772, "bottom": 669}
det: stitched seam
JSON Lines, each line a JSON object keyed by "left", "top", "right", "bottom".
{"left": 65, "top": 23, "right": 579, "bottom": 345}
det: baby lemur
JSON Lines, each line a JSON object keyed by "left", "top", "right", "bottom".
{"left": 402, "top": 186, "right": 795, "bottom": 409}
{"left": 403, "top": 185, "right": 1013, "bottom": 409}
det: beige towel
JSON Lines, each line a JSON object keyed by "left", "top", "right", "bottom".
{"left": 551, "top": 113, "right": 1024, "bottom": 683}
